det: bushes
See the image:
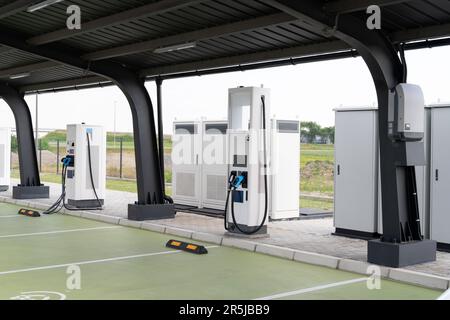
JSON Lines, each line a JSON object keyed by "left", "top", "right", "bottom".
{"left": 11, "top": 136, "right": 17, "bottom": 153}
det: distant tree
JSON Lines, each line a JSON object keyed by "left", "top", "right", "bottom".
{"left": 321, "top": 126, "right": 335, "bottom": 144}
{"left": 11, "top": 136, "right": 17, "bottom": 153}
{"left": 300, "top": 121, "right": 322, "bottom": 143}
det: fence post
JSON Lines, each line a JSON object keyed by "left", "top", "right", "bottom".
{"left": 119, "top": 137, "right": 123, "bottom": 179}
{"left": 39, "top": 138, "right": 42, "bottom": 173}
{"left": 56, "top": 139, "right": 60, "bottom": 174}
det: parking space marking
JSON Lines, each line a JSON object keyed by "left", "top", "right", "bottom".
{"left": 255, "top": 278, "right": 369, "bottom": 300}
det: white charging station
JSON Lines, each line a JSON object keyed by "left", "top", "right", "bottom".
{"left": 0, "top": 128, "right": 11, "bottom": 192}
{"left": 225, "top": 86, "right": 271, "bottom": 235}
{"left": 65, "top": 124, "right": 106, "bottom": 209}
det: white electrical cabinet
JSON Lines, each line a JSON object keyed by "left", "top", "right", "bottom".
{"left": 334, "top": 108, "right": 427, "bottom": 238}
{"left": 172, "top": 116, "right": 300, "bottom": 219}
{"left": 334, "top": 108, "right": 380, "bottom": 237}
{"left": 0, "top": 128, "right": 11, "bottom": 191}
{"left": 201, "top": 121, "right": 229, "bottom": 210}
{"left": 66, "top": 124, "right": 106, "bottom": 208}
{"left": 227, "top": 86, "right": 271, "bottom": 233}
{"left": 171, "top": 121, "right": 203, "bottom": 207}
{"left": 270, "top": 119, "right": 301, "bottom": 220}
{"left": 429, "top": 105, "right": 450, "bottom": 249}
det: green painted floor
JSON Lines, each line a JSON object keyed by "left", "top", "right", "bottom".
{"left": 0, "top": 203, "right": 443, "bottom": 300}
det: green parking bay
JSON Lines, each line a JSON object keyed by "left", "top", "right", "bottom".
{"left": 0, "top": 203, "right": 442, "bottom": 300}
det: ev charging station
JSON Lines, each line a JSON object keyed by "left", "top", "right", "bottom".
{"left": 225, "top": 86, "right": 271, "bottom": 236}
{"left": 65, "top": 124, "right": 106, "bottom": 209}
{"left": 0, "top": 128, "right": 11, "bottom": 192}
{"left": 171, "top": 87, "right": 300, "bottom": 234}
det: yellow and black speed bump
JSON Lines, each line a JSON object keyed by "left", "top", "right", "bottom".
{"left": 18, "top": 208, "right": 41, "bottom": 218}
{"left": 166, "top": 240, "right": 208, "bottom": 255}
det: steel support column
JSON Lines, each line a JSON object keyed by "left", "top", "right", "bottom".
{"left": 0, "top": 83, "right": 49, "bottom": 199}
{"left": 109, "top": 72, "right": 175, "bottom": 221}
{"left": 156, "top": 77, "right": 166, "bottom": 194}
{"left": 265, "top": 0, "right": 436, "bottom": 267}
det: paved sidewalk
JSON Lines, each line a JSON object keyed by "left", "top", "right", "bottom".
{"left": 3, "top": 180, "right": 450, "bottom": 278}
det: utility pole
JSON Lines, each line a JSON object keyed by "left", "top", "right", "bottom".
{"left": 35, "top": 93, "right": 39, "bottom": 153}
{"left": 113, "top": 100, "right": 117, "bottom": 148}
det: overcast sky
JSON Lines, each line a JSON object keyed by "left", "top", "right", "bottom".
{"left": 0, "top": 46, "right": 449, "bottom": 134}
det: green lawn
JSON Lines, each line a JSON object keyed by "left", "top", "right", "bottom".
{"left": 300, "top": 144, "right": 334, "bottom": 196}
{"left": 301, "top": 197, "right": 333, "bottom": 211}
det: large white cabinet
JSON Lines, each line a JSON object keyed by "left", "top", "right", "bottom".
{"left": 172, "top": 118, "right": 301, "bottom": 219}
{"left": 334, "top": 108, "right": 380, "bottom": 237}
{"left": 334, "top": 108, "right": 426, "bottom": 238}
{"left": 172, "top": 120, "right": 228, "bottom": 210}
{"left": 429, "top": 105, "right": 450, "bottom": 248}
{"left": 0, "top": 128, "right": 11, "bottom": 191}
{"left": 270, "top": 120, "right": 301, "bottom": 220}
{"left": 201, "top": 121, "right": 229, "bottom": 210}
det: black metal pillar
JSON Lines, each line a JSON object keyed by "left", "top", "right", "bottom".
{"left": 266, "top": 0, "right": 436, "bottom": 267}
{"left": 0, "top": 83, "right": 49, "bottom": 199}
{"left": 156, "top": 77, "right": 166, "bottom": 194}
{"left": 111, "top": 73, "right": 175, "bottom": 221}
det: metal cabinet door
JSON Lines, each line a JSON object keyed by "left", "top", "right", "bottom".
{"left": 430, "top": 107, "right": 450, "bottom": 244}
{"left": 334, "top": 110, "right": 378, "bottom": 233}
{"left": 201, "top": 122, "right": 228, "bottom": 210}
{"left": 172, "top": 123, "right": 202, "bottom": 207}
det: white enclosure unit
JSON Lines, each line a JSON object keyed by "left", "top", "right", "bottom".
{"left": 270, "top": 119, "right": 301, "bottom": 220}
{"left": 0, "top": 128, "right": 11, "bottom": 191}
{"left": 429, "top": 105, "right": 450, "bottom": 248}
{"left": 226, "top": 86, "right": 271, "bottom": 234}
{"left": 334, "top": 108, "right": 427, "bottom": 238}
{"left": 201, "top": 121, "right": 229, "bottom": 210}
{"left": 334, "top": 108, "right": 380, "bottom": 237}
{"left": 66, "top": 124, "right": 106, "bottom": 208}
{"left": 171, "top": 121, "right": 202, "bottom": 207}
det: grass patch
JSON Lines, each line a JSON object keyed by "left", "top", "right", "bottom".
{"left": 300, "top": 144, "right": 334, "bottom": 196}
{"left": 300, "top": 197, "right": 333, "bottom": 211}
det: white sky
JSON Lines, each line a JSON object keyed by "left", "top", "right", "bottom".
{"left": 0, "top": 46, "right": 449, "bottom": 134}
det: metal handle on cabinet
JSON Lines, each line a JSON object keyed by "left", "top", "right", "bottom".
{"left": 436, "top": 169, "right": 439, "bottom": 181}
{"left": 337, "top": 165, "right": 341, "bottom": 176}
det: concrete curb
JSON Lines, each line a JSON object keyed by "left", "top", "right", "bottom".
{"left": 338, "top": 259, "right": 390, "bottom": 278}
{"left": 192, "top": 232, "right": 223, "bottom": 245}
{"left": 1, "top": 196, "right": 449, "bottom": 292}
{"left": 222, "top": 237, "right": 256, "bottom": 252}
{"left": 119, "top": 219, "right": 143, "bottom": 229}
{"left": 81, "top": 212, "right": 120, "bottom": 225}
{"left": 141, "top": 222, "right": 166, "bottom": 233}
{"left": 255, "top": 243, "right": 296, "bottom": 260}
{"left": 294, "top": 251, "right": 340, "bottom": 269}
{"left": 389, "top": 269, "right": 450, "bottom": 291}
{"left": 164, "top": 226, "right": 193, "bottom": 239}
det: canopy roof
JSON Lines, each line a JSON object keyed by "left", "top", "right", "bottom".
{"left": 0, "top": 0, "right": 448, "bottom": 93}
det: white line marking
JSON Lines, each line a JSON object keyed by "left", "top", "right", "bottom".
{"left": 0, "top": 215, "right": 22, "bottom": 219}
{"left": 438, "top": 288, "right": 450, "bottom": 300}
{"left": 0, "top": 226, "right": 120, "bottom": 239}
{"left": 255, "top": 278, "right": 369, "bottom": 300}
{"left": 0, "top": 246, "right": 219, "bottom": 276}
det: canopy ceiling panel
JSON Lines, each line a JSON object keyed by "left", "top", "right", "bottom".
{"left": 0, "top": 0, "right": 447, "bottom": 93}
